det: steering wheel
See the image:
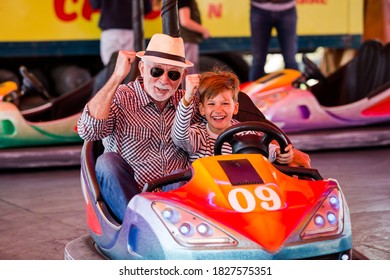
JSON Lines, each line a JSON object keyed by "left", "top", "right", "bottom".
{"left": 19, "top": 66, "right": 51, "bottom": 100}
{"left": 142, "top": 168, "right": 192, "bottom": 193}
{"left": 302, "top": 54, "right": 326, "bottom": 83}
{"left": 214, "top": 119, "right": 291, "bottom": 158}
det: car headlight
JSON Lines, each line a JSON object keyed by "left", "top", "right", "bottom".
{"left": 301, "top": 188, "right": 344, "bottom": 239}
{"left": 152, "top": 201, "right": 237, "bottom": 247}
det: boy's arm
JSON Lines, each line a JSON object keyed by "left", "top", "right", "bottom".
{"left": 290, "top": 149, "right": 311, "bottom": 168}
{"left": 171, "top": 99, "right": 198, "bottom": 153}
{"left": 172, "top": 73, "right": 205, "bottom": 153}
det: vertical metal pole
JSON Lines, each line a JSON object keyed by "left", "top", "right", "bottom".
{"left": 132, "top": 0, "right": 145, "bottom": 52}
{"left": 161, "top": 0, "right": 180, "bottom": 37}
{"left": 128, "top": 0, "right": 145, "bottom": 81}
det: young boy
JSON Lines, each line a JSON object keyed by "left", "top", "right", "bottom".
{"left": 171, "top": 69, "right": 294, "bottom": 163}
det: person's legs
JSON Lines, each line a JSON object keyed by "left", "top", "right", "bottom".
{"left": 250, "top": 6, "right": 273, "bottom": 81}
{"left": 117, "top": 29, "right": 134, "bottom": 52}
{"left": 96, "top": 152, "right": 140, "bottom": 222}
{"left": 275, "top": 7, "right": 299, "bottom": 71}
{"left": 100, "top": 29, "right": 134, "bottom": 65}
{"left": 161, "top": 169, "right": 187, "bottom": 192}
{"left": 101, "top": 30, "right": 119, "bottom": 65}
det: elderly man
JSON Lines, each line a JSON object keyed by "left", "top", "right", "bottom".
{"left": 78, "top": 34, "right": 201, "bottom": 222}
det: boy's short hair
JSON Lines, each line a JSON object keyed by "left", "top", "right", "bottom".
{"left": 198, "top": 68, "right": 240, "bottom": 103}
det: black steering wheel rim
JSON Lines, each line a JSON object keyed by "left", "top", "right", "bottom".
{"left": 302, "top": 54, "right": 326, "bottom": 83}
{"left": 19, "top": 66, "right": 51, "bottom": 100}
{"left": 214, "top": 119, "right": 291, "bottom": 156}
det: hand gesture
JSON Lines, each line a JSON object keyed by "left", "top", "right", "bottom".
{"left": 184, "top": 74, "right": 200, "bottom": 105}
{"left": 114, "top": 50, "right": 136, "bottom": 80}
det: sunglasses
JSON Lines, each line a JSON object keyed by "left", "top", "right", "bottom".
{"left": 150, "top": 67, "right": 181, "bottom": 81}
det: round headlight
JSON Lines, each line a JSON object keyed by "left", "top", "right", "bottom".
{"left": 329, "top": 195, "right": 340, "bottom": 210}
{"left": 327, "top": 212, "right": 337, "bottom": 225}
{"left": 314, "top": 214, "right": 325, "bottom": 227}
{"left": 161, "top": 207, "right": 180, "bottom": 224}
{"left": 162, "top": 208, "right": 174, "bottom": 219}
{"left": 197, "top": 223, "right": 210, "bottom": 236}
{"left": 161, "top": 208, "right": 180, "bottom": 223}
{"left": 179, "top": 223, "right": 193, "bottom": 236}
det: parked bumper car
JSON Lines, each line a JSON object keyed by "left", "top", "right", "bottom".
{"left": 241, "top": 40, "right": 390, "bottom": 133}
{"left": 0, "top": 66, "right": 93, "bottom": 148}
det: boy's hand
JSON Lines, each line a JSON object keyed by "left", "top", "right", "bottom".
{"left": 184, "top": 74, "right": 200, "bottom": 105}
{"left": 275, "top": 144, "right": 294, "bottom": 165}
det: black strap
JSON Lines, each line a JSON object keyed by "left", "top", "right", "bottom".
{"left": 144, "top": 51, "right": 186, "bottom": 63}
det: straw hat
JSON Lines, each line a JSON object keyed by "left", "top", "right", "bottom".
{"left": 136, "top": 34, "right": 193, "bottom": 68}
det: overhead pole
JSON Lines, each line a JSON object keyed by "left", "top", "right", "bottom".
{"left": 161, "top": 0, "right": 180, "bottom": 37}
{"left": 128, "top": 0, "right": 145, "bottom": 81}
{"left": 128, "top": 0, "right": 180, "bottom": 82}
{"left": 132, "top": 0, "right": 146, "bottom": 52}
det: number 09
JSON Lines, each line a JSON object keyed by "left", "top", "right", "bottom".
{"left": 228, "top": 185, "right": 281, "bottom": 212}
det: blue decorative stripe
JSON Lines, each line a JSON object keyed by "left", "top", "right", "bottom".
{"left": 0, "top": 40, "right": 100, "bottom": 57}
{"left": 199, "top": 35, "right": 363, "bottom": 53}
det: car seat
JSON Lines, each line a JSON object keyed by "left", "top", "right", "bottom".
{"left": 312, "top": 40, "right": 385, "bottom": 107}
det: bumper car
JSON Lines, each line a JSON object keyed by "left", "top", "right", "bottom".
{"left": 0, "top": 66, "right": 93, "bottom": 149}
{"left": 66, "top": 119, "right": 352, "bottom": 260}
{"left": 241, "top": 40, "right": 390, "bottom": 133}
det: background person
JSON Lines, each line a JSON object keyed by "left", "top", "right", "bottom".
{"left": 178, "top": 0, "right": 211, "bottom": 75}
{"left": 90, "top": 0, "right": 152, "bottom": 65}
{"left": 249, "top": 0, "right": 299, "bottom": 80}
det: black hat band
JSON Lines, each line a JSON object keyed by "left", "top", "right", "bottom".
{"left": 144, "top": 51, "right": 186, "bottom": 63}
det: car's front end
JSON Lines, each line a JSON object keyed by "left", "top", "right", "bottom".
{"left": 93, "top": 155, "right": 352, "bottom": 260}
